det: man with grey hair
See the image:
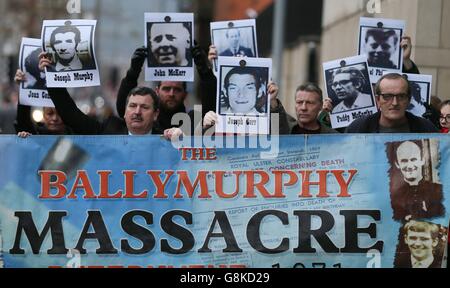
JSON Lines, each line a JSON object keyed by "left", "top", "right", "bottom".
{"left": 329, "top": 67, "right": 373, "bottom": 113}
{"left": 291, "top": 83, "right": 337, "bottom": 134}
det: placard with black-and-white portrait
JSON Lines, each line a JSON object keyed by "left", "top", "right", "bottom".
{"left": 19, "top": 38, "right": 53, "bottom": 107}
{"left": 383, "top": 72, "right": 432, "bottom": 118}
{"left": 358, "top": 17, "right": 405, "bottom": 84}
{"left": 210, "top": 19, "right": 258, "bottom": 72}
{"left": 323, "top": 55, "right": 377, "bottom": 129}
{"left": 216, "top": 56, "right": 272, "bottom": 135}
{"left": 41, "top": 19, "right": 99, "bottom": 87}
{"left": 145, "top": 13, "right": 194, "bottom": 82}
{"left": 385, "top": 139, "right": 444, "bottom": 221}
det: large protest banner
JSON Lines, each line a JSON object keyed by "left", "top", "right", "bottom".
{"left": 0, "top": 135, "right": 448, "bottom": 268}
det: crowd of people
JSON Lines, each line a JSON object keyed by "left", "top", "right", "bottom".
{"left": 2, "top": 32, "right": 448, "bottom": 138}
{"left": 1, "top": 21, "right": 449, "bottom": 268}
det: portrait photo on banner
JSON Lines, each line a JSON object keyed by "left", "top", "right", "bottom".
{"left": 210, "top": 19, "right": 258, "bottom": 72}
{"left": 41, "top": 19, "right": 100, "bottom": 87}
{"left": 323, "top": 55, "right": 377, "bottom": 129}
{"left": 358, "top": 17, "right": 405, "bottom": 84}
{"left": 385, "top": 139, "right": 445, "bottom": 221}
{"left": 393, "top": 220, "right": 448, "bottom": 268}
{"left": 383, "top": 72, "right": 432, "bottom": 118}
{"left": 215, "top": 56, "right": 271, "bottom": 135}
{"left": 145, "top": 13, "right": 194, "bottom": 82}
{"left": 19, "top": 37, "right": 53, "bottom": 107}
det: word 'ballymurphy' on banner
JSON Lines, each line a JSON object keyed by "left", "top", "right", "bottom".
{"left": 0, "top": 135, "right": 448, "bottom": 268}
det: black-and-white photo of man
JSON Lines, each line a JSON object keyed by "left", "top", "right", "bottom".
{"left": 394, "top": 220, "right": 447, "bottom": 268}
{"left": 219, "top": 65, "right": 268, "bottom": 116}
{"left": 23, "top": 47, "right": 46, "bottom": 90}
{"left": 147, "top": 22, "right": 192, "bottom": 67}
{"left": 327, "top": 65, "right": 374, "bottom": 113}
{"left": 408, "top": 82, "right": 428, "bottom": 117}
{"left": 386, "top": 140, "right": 445, "bottom": 221}
{"left": 397, "top": 74, "right": 433, "bottom": 118}
{"left": 215, "top": 56, "right": 271, "bottom": 135}
{"left": 220, "top": 28, "right": 254, "bottom": 57}
{"left": 358, "top": 18, "right": 404, "bottom": 72}
{"left": 19, "top": 37, "right": 53, "bottom": 107}
{"left": 363, "top": 28, "right": 400, "bottom": 69}
{"left": 211, "top": 20, "right": 257, "bottom": 61}
{"left": 46, "top": 20, "right": 96, "bottom": 72}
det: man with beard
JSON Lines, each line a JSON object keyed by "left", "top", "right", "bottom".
{"left": 390, "top": 141, "right": 445, "bottom": 221}
{"left": 330, "top": 67, "right": 373, "bottom": 113}
{"left": 116, "top": 48, "right": 193, "bottom": 133}
{"left": 395, "top": 221, "right": 443, "bottom": 268}
{"left": 148, "top": 22, "right": 192, "bottom": 67}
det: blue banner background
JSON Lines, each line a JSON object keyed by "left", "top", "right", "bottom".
{"left": 0, "top": 135, "right": 448, "bottom": 268}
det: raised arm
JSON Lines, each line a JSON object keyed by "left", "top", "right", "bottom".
{"left": 116, "top": 46, "right": 147, "bottom": 118}
{"left": 13, "top": 69, "right": 37, "bottom": 134}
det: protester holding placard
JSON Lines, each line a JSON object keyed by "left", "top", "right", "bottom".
{"left": 14, "top": 69, "right": 70, "bottom": 137}
{"left": 346, "top": 73, "right": 439, "bottom": 133}
{"left": 116, "top": 43, "right": 215, "bottom": 135}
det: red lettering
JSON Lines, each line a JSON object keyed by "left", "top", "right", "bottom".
{"left": 299, "top": 170, "right": 329, "bottom": 198}
{"left": 332, "top": 169, "right": 357, "bottom": 197}
{"left": 68, "top": 170, "right": 96, "bottom": 199}
{"left": 174, "top": 171, "right": 210, "bottom": 198}
{"left": 147, "top": 170, "right": 175, "bottom": 199}
{"left": 38, "top": 170, "right": 67, "bottom": 199}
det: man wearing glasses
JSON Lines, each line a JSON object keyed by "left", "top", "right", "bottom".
{"left": 329, "top": 67, "right": 373, "bottom": 113}
{"left": 346, "top": 73, "right": 439, "bottom": 133}
{"left": 439, "top": 100, "right": 450, "bottom": 133}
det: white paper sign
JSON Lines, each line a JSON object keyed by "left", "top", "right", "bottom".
{"left": 215, "top": 57, "right": 272, "bottom": 135}
{"left": 323, "top": 55, "right": 378, "bottom": 129}
{"left": 210, "top": 19, "right": 258, "bottom": 73}
{"left": 358, "top": 17, "right": 405, "bottom": 84}
{"left": 19, "top": 38, "right": 53, "bottom": 107}
{"left": 145, "top": 13, "right": 194, "bottom": 82}
{"left": 41, "top": 19, "right": 100, "bottom": 88}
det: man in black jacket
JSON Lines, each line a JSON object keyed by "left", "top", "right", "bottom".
{"left": 48, "top": 85, "right": 162, "bottom": 135}
{"left": 346, "top": 73, "right": 438, "bottom": 133}
{"left": 40, "top": 53, "right": 162, "bottom": 135}
{"left": 116, "top": 44, "right": 215, "bottom": 135}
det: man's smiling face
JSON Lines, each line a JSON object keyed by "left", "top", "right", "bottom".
{"left": 227, "top": 73, "right": 257, "bottom": 114}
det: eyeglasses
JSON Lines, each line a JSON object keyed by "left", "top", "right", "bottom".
{"left": 331, "top": 79, "right": 352, "bottom": 88}
{"left": 440, "top": 115, "right": 450, "bottom": 123}
{"left": 379, "top": 93, "right": 409, "bottom": 102}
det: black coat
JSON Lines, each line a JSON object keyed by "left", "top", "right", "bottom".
{"left": 391, "top": 180, "right": 445, "bottom": 220}
{"left": 346, "top": 112, "right": 439, "bottom": 133}
{"left": 48, "top": 87, "right": 161, "bottom": 135}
